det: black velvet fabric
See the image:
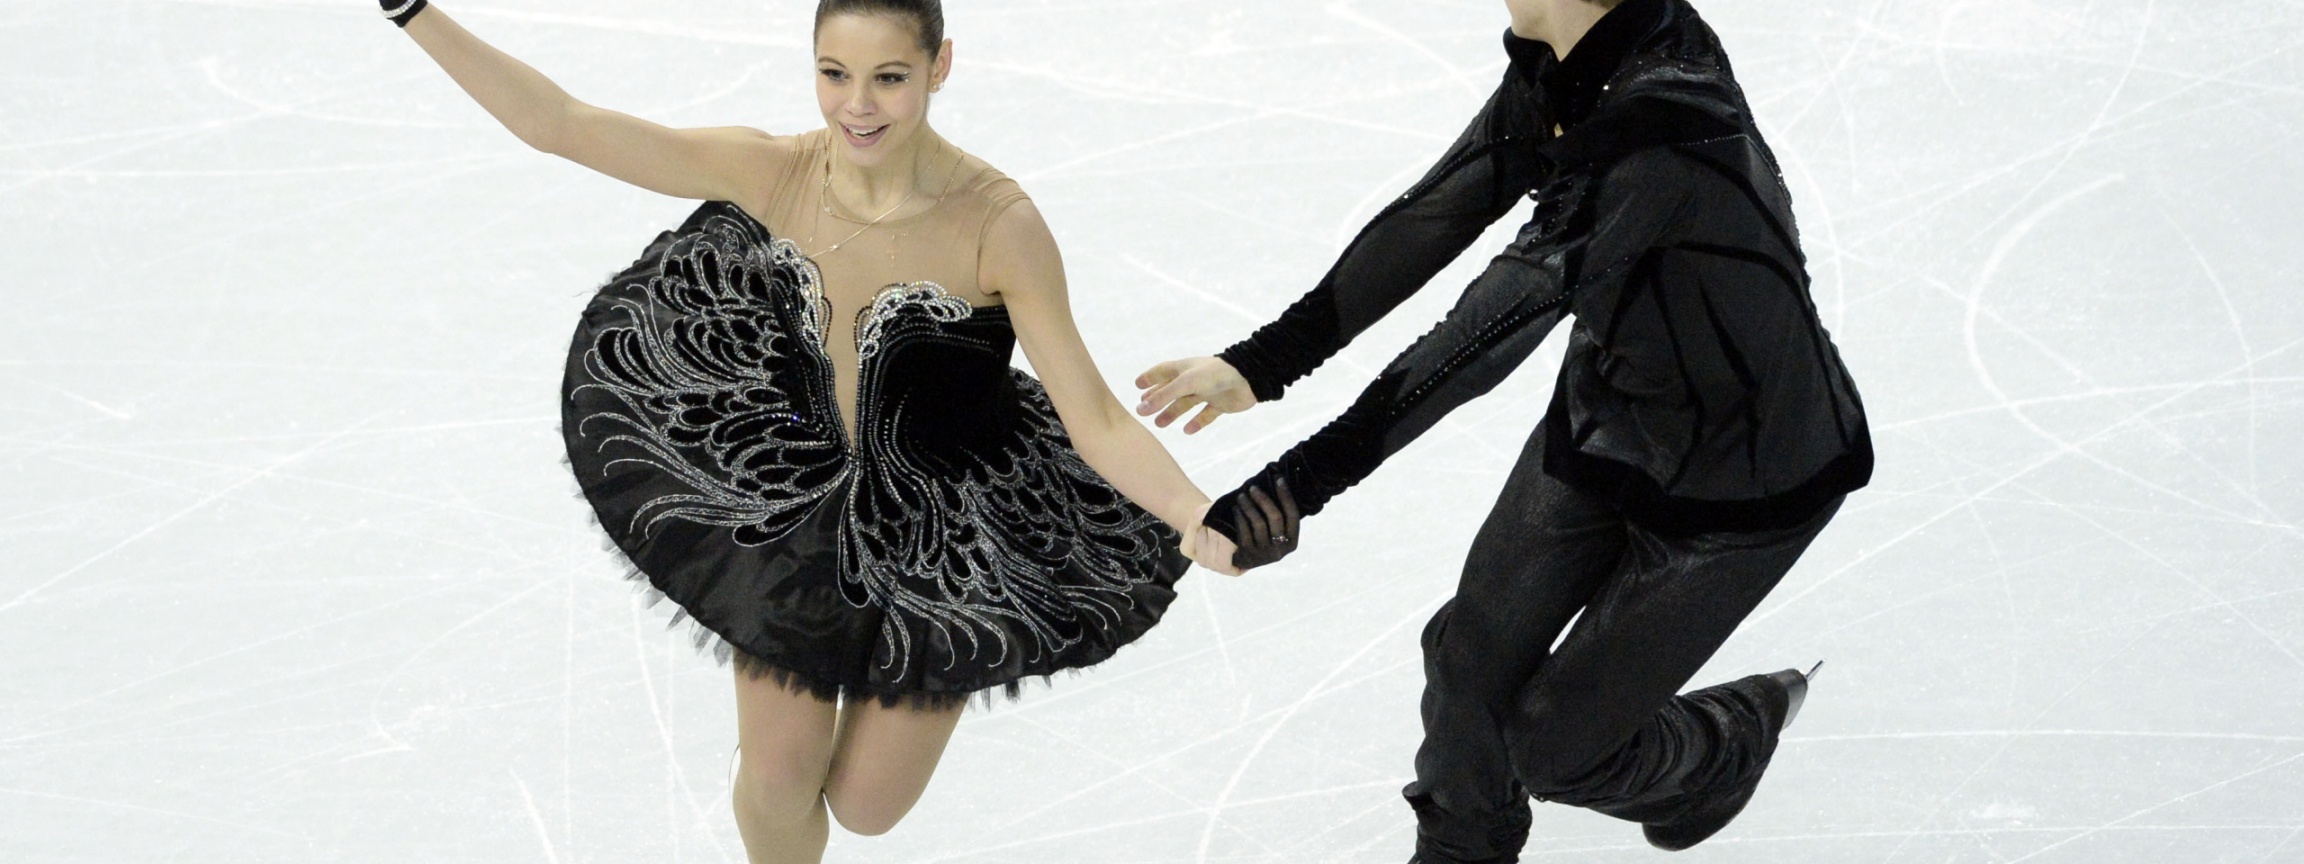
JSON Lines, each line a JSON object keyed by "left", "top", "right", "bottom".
{"left": 1209, "top": 0, "right": 1870, "bottom": 541}
{"left": 1406, "top": 428, "right": 1837, "bottom": 863}
{"left": 380, "top": 0, "right": 427, "bottom": 28}
{"left": 562, "top": 202, "right": 1187, "bottom": 708}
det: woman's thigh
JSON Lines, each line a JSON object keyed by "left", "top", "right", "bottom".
{"left": 821, "top": 698, "right": 966, "bottom": 835}
{"left": 733, "top": 672, "right": 842, "bottom": 801}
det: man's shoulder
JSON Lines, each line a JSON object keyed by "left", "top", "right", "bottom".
{"left": 1545, "top": 86, "right": 1749, "bottom": 175}
{"left": 1591, "top": 135, "right": 1773, "bottom": 196}
{"left": 1615, "top": 59, "right": 1744, "bottom": 114}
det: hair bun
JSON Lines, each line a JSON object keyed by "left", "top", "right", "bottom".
{"left": 814, "top": 0, "right": 946, "bottom": 56}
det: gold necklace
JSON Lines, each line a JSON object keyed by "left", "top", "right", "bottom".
{"left": 806, "top": 140, "right": 947, "bottom": 258}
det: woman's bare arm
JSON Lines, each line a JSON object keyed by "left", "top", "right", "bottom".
{"left": 399, "top": 4, "right": 783, "bottom": 202}
{"left": 986, "top": 200, "right": 1242, "bottom": 573}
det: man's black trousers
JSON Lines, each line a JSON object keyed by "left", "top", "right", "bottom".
{"left": 1408, "top": 425, "right": 1843, "bottom": 863}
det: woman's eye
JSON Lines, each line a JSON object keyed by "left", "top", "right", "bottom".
{"left": 819, "top": 69, "right": 846, "bottom": 82}
{"left": 877, "top": 74, "right": 909, "bottom": 85}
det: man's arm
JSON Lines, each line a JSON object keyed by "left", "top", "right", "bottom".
{"left": 1202, "top": 228, "right": 1573, "bottom": 540}
{"left": 1134, "top": 59, "right": 1551, "bottom": 434}
{"left": 1217, "top": 71, "right": 1551, "bottom": 403}
{"left": 1201, "top": 141, "right": 1701, "bottom": 546}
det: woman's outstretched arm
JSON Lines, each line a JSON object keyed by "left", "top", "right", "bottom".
{"left": 393, "top": 2, "right": 784, "bottom": 203}
{"left": 987, "top": 199, "right": 1285, "bottom": 574}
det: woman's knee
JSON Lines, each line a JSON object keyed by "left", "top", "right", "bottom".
{"left": 815, "top": 699, "right": 961, "bottom": 836}
{"left": 734, "top": 744, "right": 835, "bottom": 813}
{"left": 822, "top": 787, "right": 909, "bottom": 837}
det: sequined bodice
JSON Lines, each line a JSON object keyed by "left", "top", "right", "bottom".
{"left": 617, "top": 202, "right": 1027, "bottom": 490}
{"left": 827, "top": 280, "right": 1025, "bottom": 467}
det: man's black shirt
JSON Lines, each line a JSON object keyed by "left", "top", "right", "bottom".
{"left": 1208, "top": 0, "right": 1871, "bottom": 539}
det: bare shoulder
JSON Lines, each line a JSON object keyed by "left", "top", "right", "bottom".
{"left": 977, "top": 198, "right": 1059, "bottom": 301}
{"left": 944, "top": 148, "right": 1044, "bottom": 291}
{"left": 921, "top": 141, "right": 1016, "bottom": 203}
{"left": 724, "top": 128, "right": 821, "bottom": 215}
{"left": 982, "top": 191, "right": 1048, "bottom": 241}
{"left": 678, "top": 124, "right": 796, "bottom": 166}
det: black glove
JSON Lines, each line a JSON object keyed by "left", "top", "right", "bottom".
{"left": 1225, "top": 479, "right": 1301, "bottom": 571}
{"left": 381, "top": 0, "right": 430, "bottom": 28}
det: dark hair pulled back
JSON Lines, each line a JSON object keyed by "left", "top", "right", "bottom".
{"left": 813, "top": 0, "right": 945, "bottom": 58}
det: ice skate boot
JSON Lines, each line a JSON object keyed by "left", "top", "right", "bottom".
{"left": 1641, "top": 662, "right": 1819, "bottom": 851}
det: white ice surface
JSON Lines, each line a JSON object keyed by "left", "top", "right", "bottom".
{"left": 4, "top": 1, "right": 2303, "bottom": 862}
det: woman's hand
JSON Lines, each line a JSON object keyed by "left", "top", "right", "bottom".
{"left": 1181, "top": 500, "right": 1244, "bottom": 576}
{"left": 1135, "top": 356, "right": 1257, "bottom": 434}
{"left": 1225, "top": 480, "right": 1301, "bottom": 570}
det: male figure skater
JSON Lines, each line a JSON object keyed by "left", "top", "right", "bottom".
{"left": 1137, "top": 0, "right": 1872, "bottom": 859}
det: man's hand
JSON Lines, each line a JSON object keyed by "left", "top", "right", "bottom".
{"left": 1226, "top": 480, "right": 1301, "bottom": 570}
{"left": 1135, "top": 356, "right": 1257, "bottom": 434}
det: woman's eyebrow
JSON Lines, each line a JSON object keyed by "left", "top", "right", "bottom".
{"left": 813, "top": 59, "right": 913, "bottom": 70}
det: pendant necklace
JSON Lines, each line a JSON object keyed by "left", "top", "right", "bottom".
{"left": 806, "top": 139, "right": 946, "bottom": 258}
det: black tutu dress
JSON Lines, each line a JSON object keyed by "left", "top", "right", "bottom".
{"left": 561, "top": 201, "right": 1188, "bottom": 708}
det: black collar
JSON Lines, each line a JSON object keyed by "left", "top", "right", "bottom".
{"left": 1502, "top": 28, "right": 1556, "bottom": 91}
{"left": 1504, "top": 0, "right": 1671, "bottom": 129}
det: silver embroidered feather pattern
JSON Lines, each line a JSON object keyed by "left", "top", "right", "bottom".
{"left": 568, "top": 205, "right": 1180, "bottom": 686}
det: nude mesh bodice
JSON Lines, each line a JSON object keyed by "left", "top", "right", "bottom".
{"left": 748, "top": 129, "right": 1029, "bottom": 439}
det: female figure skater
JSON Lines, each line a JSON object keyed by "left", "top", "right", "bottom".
{"left": 379, "top": 1, "right": 1257, "bottom": 860}
{"left": 1138, "top": 0, "right": 1870, "bottom": 859}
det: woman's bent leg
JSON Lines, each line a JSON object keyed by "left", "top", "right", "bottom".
{"left": 732, "top": 671, "right": 841, "bottom": 864}
{"left": 821, "top": 698, "right": 965, "bottom": 836}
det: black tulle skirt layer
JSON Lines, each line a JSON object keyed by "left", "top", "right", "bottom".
{"left": 604, "top": 483, "right": 1179, "bottom": 710}
{"left": 561, "top": 203, "right": 1189, "bottom": 710}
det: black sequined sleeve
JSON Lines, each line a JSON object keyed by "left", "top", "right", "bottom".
{"left": 1215, "top": 70, "right": 1550, "bottom": 403}
{"left": 1204, "top": 142, "right": 1699, "bottom": 542}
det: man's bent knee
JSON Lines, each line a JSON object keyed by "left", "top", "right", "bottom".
{"left": 1510, "top": 748, "right": 1601, "bottom": 801}
{"left": 1503, "top": 717, "right": 1615, "bottom": 802}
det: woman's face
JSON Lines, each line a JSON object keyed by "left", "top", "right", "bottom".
{"left": 814, "top": 14, "right": 951, "bottom": 168}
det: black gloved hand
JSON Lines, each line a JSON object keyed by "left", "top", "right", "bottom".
{"left": 1227, "top": 479, "right": 1301, "bottom": 571}
{"left": 381, "top": 0, "right": 430, "bottom": 28}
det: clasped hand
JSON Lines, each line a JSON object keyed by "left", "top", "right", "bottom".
{"left": 1178, "top": 481, "right": 1301, "bottom": 576}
